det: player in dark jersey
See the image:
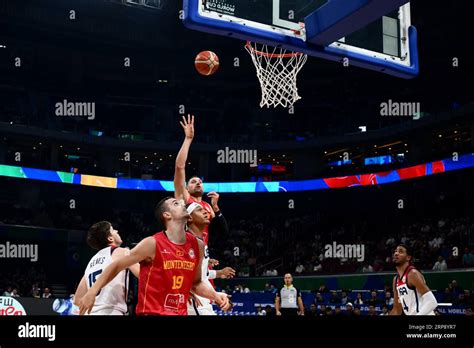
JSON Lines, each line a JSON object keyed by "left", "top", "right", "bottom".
{"left": 78, "top": 197, "right": 230, "bottom": 316}
{"left": 186, "top": 202, "right": 235, "bottom": 315}
{"left": 390, "top": 244, "right": 438, "bottom": 315}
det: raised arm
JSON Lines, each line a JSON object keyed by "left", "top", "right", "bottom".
{"left": 174, "top": 114, "right": 194, "bottom": 203}
{"left": 78, "top": 237, "right": 155, "bottom": 314}
{"left": 112, "top": 247, "right": 140, "bottom": 278}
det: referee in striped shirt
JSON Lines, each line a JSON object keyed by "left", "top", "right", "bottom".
{"left": 275, "top": 273, "right": 305, "bottom": 316}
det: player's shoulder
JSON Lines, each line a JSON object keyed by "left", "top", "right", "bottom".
{"left": 111, "top": 246, "right": 131, "bottom": 258}
{"left": 408, "top": 267, "right": 423, "bottom": 277}
{"left": 187, "top": 232, "right": 204, "bottom": 248}
{"left": 130, "top": 236, "right": 158, "bottom": 253}
{"left": 406, "top": 267, "right": 424, "bottom": 283}
{"left": 186, "top": 196, "right": 196, "bottom": 204}
{"left": 142, "top": 232, "right": 164, "bottom": 244}
{"left": 142, "top": 235, "right": 159, "bottom": 245}
{"left": 112, "top": 246, "right": 126, "bottom": 254}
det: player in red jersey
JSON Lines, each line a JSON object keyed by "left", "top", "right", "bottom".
{"left": 78, "top": 197, "right": 230, "bottom": 315}
{"left": 174, "top": 114, "right": 220, "bottom": 246}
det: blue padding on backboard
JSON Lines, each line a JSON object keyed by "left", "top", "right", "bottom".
{"left": 305, "top": 0, "right": 410, "bottom": 46}
{"left": 182, "top": 0, "right": 419, "bottom": 78}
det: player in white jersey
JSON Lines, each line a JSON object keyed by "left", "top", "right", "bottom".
{"left": 185, "top": 203, "right": 235, "bottom": 315}
{"left": 74, "top": 221, "right": 139, "bottom": 315}
{"left": 390, "top": 244, "right": 438, "bottom": 316}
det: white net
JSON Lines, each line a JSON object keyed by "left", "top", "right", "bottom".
{"left": 245, "top": 41, "right": 308, "bottom": 108}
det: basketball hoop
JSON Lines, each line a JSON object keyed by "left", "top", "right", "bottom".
{"left": 245, "top": 41, "right": 307, "bottom": 108}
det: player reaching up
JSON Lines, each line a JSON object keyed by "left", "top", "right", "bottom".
{"left": 174, "top": 114, "right": 217, "bottom": 245}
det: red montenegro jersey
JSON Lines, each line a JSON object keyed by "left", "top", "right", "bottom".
{"left": 136, "top": 231, "right": 200, "bottom": 316}
{"left": 186, "top": 196, "right": 213, "bottom": 245}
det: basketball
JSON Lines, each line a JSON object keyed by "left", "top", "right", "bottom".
{"left": 195, "top": 50, "right": 220, "bottom": 76}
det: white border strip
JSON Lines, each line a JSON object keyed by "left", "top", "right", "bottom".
{"left": 327, "top": 3, "right": 412, "bottom": 67}
{"left": 272, "top": 0, "right": 303, "bottom": 31}
{"left": 199, "top": 0, "right": 412, "bottom": 67}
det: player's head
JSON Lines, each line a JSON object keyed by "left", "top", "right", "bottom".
{"left": 393, "top": 244, "right": 413, "bottom": 266}
{"left": 186, "top": 203, "right": 210, "bottom": 227}
{"left": 155, "top": 197, "right": 189, "bottom": 227}
{"left": 87, "top": 221, "right": 122, "bottom": 250}
{"left": 187, "top": 176, "right": 204, "bottom": 198}
{"left": 284, "top": 273, "right": 293, "bottom": 286}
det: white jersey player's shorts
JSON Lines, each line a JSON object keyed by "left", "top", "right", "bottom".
{"left": 184, "top": 238, "right": 217, "bottom": 316}
{"left": 187, "top": 300, "right": 216, "bottom": 316}
{"left": 89, "top": 306, "right": 127, "bottom": 315}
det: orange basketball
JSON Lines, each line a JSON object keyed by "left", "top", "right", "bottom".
{"left": 195, "top": 51, "right": 220, "bottom": 76}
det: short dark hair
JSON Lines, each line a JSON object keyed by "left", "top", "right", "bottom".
{"left": 87, "top": 221, "right": 112, "bottom": 250}
{"left": 155, "top": 196, "right": 174, "bottom": 226}
{"left": 397, "top": 243, "right": 412, "bottom": 257}
{"left": 397, "top": 243, "right": 414, "bottom": 264}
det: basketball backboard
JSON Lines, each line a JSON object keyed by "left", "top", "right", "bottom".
{"left": 183, "top": 0, "right": 419, "bottom": 78}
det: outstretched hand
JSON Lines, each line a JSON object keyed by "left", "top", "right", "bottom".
{"left": 215, "top": 292, "right": 232, "bottom": 312}
{"left": 78, "top": 291, "right": 96, "bottom": 315}
{"left": 219, "top": 267, "right": 236, "bottom": 279}
{"left": 209, "top": 259, "right": 220, "bottom": 267}
{"left": 207, "top": 192, "right": 220, "bottom": 212}
{"left": 180, "top": 114, "right": 195, "bottom": 140}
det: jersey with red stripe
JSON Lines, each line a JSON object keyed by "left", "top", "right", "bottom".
{"left": 136, "top": 231, "right": 199, "bottom": 316}
{"left": 186, "top": 196, "right": 213, "bottom": 245}
{"left": 395, "top": 266, "right": 434, "bottom": 316}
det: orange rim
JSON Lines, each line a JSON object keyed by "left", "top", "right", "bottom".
{"left": 245, "top": 41, "right": 304, "bottom": 58}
